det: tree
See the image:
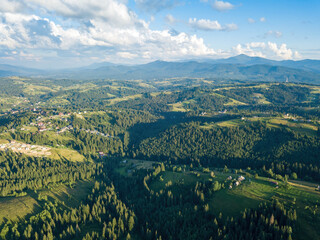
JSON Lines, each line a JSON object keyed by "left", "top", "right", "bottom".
{"left": 291, "top": 172, "right": 298, "bottom": 180}
{"left": 128, "top": 216, "right": 135, "bottom": 231}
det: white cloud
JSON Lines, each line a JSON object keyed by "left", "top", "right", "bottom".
{"left": 233, "top": 41, "right": 298, "bottom": 60}
{"left": 0, "top": 0, "right": 25, "bottom": 13}
{"left": 165, "top": 14, "right": 176, "bottom": 24}
{"left": 267, "top": 42, "right": 294, "bottom": 60}
{"left": 117, "top": 51, "right": 138, "bottom": 59}
{"left": 0, "top": 0, "right": 303, "bottom": 66}
{"left": 189, "top": 18, "right": 222, "bottom": 31}
{"left": 260, "top": 17, "right": 266, "bottom": 22}
{"left": 0, "top": 0, "right": 219, "bottom": 65}
{"left": 189, "top": 18, "right": 237, "bottom": 31}
{"left": 248, "top": 18, "right": 255, "bottom": 24}
{"left": 27, "top": 0, "right": 140, "bottom": 28}
{"left": 264, "top": 30, "right": 283, "bottom": 38}
{"left": 212, "top": 0, "right": 234, "bottom": 11}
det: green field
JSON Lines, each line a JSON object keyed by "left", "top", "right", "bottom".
{"left": 108, "top": 94, "right": 143, "bottom": 105}
{"left": 50, "top": 147, "right": 86, "bottom": 162}
{"left": 0, "top": 181, "right": 93, "bottom": 223}
{"left": 116, "top": 159, "right": 157, "bottom": 176}
{"left": 148, "top": 169, "right": 320, "bottom": 240}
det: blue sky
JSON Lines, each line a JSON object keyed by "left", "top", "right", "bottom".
{"left": 0, "top": 0, "right": 319, "bottom": 69}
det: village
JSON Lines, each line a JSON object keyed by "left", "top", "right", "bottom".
{"left": 0, "top": 140, "right": 51, "bottom": 157}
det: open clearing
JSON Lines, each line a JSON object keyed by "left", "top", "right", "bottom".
{"left": 0, "top": 181, "right": 93, "bottom": 223}
{"left": 148, "top": 168, "right": 320, "bottom": 240}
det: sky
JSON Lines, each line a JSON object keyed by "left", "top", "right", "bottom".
{"left": 0, "top": 0, "right": 319, "bottom": 69}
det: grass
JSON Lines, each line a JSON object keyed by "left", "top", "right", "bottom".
{"left": 115, "top": 159, "right": 157, "bottom": 176}
{"left": 149, "top": 168, "right": 320, "bottom": 240}
{"left": 39, "top": 180, "right": 94, "bottom": 208}
{"left": 64, "top": 83, "right": 98, "bottom": 92}
{"left": 169, "top": 102, "right": 188, "bottom": 112}
{"left": 20, "top": 126, "right": 38, "bottom": 132}
{"left": 211, "top": 116, "right": 318, "bottom": 136}
{"left": 253, "top": 93, "right": 272, "bottom": 104}
{"left": 0, "top": 180, "right": 93, "bottom": 223}
{"left": 149, "top": 170, "right": 238, "bottom": 193}
{"left": 0, "top": 139, "right": 9, "bottom": 144}
{"left": 42, "top": 131, "right": 73, "bottom": 142}
{"left": 108, "top": 94, "right": 142, "bottom": 105}
{"left": 50, "top": 148, "right": 85, "bottom": 162}
{"left": 0, "top": 194, "right": 40, "bottom": 223}
{"left": 310, "top": 86, "right": 320, "bottom": 94}
{"left": 212, "top": 176, "right": 320, "bottom": 240}
{"left": 224, "top": 98, "right": 247, "bottom": 106}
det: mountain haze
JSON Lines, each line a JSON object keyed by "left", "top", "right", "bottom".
{"left": 1, "top": 55, "right": 320, "bottom": 84}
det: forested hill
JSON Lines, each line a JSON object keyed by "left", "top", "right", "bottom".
{"left": 0, "top": 77, "right": 320, "bottom": 240}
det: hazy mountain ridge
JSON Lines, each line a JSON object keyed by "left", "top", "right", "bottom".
{"left": 1, "top": 55, "right": 320, "bottom": 84}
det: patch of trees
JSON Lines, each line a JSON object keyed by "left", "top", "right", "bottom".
{"left": 133, "top": 122, "right": 320, "bottom": 181}
{"left": 108, "top": 162, "right": 296, "bottom": 240}
{"left": 0, "top": 151, "right": 100, "bottom": 196}
{"left": 0, "top": 179, "right": 136, "bottom": 240}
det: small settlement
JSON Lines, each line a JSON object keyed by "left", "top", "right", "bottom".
{"left": 0, "top": 140, "right": 51, "bottom": 157}
{"left": 226, "top": 175, "right": 246, "bottom": 189}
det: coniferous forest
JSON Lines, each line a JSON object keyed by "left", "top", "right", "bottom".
{"left": 0, "top": 77, "right": 319, "bottom": 240}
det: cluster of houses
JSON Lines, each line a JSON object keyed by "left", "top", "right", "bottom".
{"left": 57, "top": 125, "right": 73, "bottom": 134}
{"left": 226, "top": 175, "right": 246, "bottom": 189}
{"left": 283, "top": 113, "right": 313, "bottom": 123}
{"left": 218, "top": 109, "right": 228, "bottom": 114}
{"left": 0, "top": 140, "right": 51, "bottom": 156}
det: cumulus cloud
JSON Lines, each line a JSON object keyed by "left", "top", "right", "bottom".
{"left": 0, "top": 0, "right": 219, "bottom": 66}
{"left": 260, "top": 17, "right": 266, "bottom": 22}
{"left": 0, "top": 0, "right": 301, "bottom": 67}
{"left": 189, "top": 18, "right": 237, "bottom": 31}
{"left": 212, "top": 0, "right": 235, "bottom": 11}
{"left": 0, "top": 0, "right": 25, "bottom": 13}
{"left": 233, "top": 41, "right": 298, "bottom": 60}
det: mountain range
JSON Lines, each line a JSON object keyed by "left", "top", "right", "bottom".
{"left": 1, "top": 54, "right": 320, "bottom": 84}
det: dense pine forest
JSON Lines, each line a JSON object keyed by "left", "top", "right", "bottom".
{"left": 0, "top": 77, "right": 319, "bottom": 240}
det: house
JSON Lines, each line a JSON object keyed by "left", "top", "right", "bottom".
{"left": 39, "top": 126, "right": 47, "bottom": 132}
{"left": 270, "top": 180, "right": 278, "bottom": 186}
{"left": 234, "top": 181, "right": 240, "bottom": 186}
{"left": 229, "top": 185, "right": 233, "bottom": 189}
{"left": 238, "top": 176, "right": 245, "bottom": 181}
{"left": 98, "top": 152, "right": 105, "bottom": 158}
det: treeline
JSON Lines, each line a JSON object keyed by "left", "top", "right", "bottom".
{"left": 225, "top": 200, "right": 296, "bottom": 240}
{"left": 0, "top": 151, "right": 100, "bottom": 196}
{"left": 72, "top": 129, "right": 124, "bottom": 157}
{"left": 0, "top": 180, "right": 136, "bottom": 240}
{"left": 109, "top": 163, "right": 296, "bottom": 240}
{"left": 133, "top": 122, "right": 320, "bottom": 181}
{"left": 220, "top": 84, "right": 311, "bottom": 105}
{"left": 0, "top": 113, "right": 37, "bottom": 131}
